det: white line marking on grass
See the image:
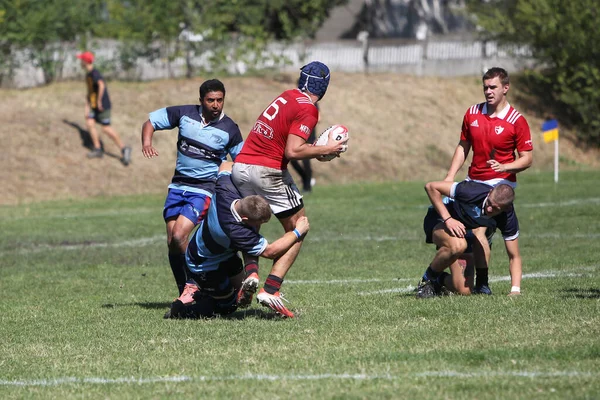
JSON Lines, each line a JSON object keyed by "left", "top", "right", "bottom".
{"left": 6, "top": 235, "right": 164, "bottom": 255}
{"left": 1, "top": 370, "right": 596, "bottom": 387}
{"left": 4, "top": 228, "right": 600, "bottom": 257}
{"left": 286, "top": 278, "right": 414, "bottom": 284}
{"left": 0, "top": 208, "right": 158, "bottom": 221}
{"left": 357, "top": 269, "right": 593, "bottom": 296}
{"left": 519, "top": 197, "right": 600, "bottom": 208}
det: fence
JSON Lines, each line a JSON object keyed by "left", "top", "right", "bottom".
{"left": 3, "top": 38, "right": 532, "bottom": 89}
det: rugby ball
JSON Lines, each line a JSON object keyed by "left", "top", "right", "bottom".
{"left": 314, "top": 124, "right": 350, "bottom": 161}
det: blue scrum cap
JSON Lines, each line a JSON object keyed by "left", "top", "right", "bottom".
{"left": 298, "top": 61, "right": 330, "bottom": 100}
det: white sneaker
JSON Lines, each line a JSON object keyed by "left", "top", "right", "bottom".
{"left": 256, "top": 289, "right": 294, "bottom": 318}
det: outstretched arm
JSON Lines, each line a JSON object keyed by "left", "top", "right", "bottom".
{"left": 261, "top": 216, "right": 310, "bottom": 259}
{"left": 141, "top": 119, "right": 159, "bottom": 158}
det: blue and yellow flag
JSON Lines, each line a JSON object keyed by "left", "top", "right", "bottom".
{"left": 542, "top": 119, "right": 559, "bottom": 143}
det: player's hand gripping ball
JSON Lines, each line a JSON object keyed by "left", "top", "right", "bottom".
{"left": 314, "top": 124, "right": 350, "bottom": 161}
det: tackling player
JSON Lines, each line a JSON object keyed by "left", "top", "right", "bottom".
{"left": 165, "top": 162, "right": 310, "bottom": 319}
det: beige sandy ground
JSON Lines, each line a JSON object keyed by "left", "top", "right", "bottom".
{"left": 1, "top": 72, "right": 598, "bottom": 206}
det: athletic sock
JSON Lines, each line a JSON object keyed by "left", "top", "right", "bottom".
{"left": 422, "top": 266, "right": 441, "bottom": 282}
{"left": 476, "top": 268, "right": 489, "bottom": 287}
{"left": 168, "top": 253, "right": 188, "bottom": 295}
{"left": 244, "top": 261, "right": 259, "bottom": 276}
{"left": 264, "top": 274, "right": 283, "bottom": 294}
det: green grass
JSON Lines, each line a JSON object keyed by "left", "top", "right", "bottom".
{"left": 1, "top": 171, "right": 599, "bottom": 399}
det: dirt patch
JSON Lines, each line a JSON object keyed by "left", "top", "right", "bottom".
{"left": 1, "top": 72, "right": 598, "bottom": 206}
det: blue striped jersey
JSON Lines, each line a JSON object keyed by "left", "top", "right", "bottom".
{"left": 149, "top": 105, "right": 244, "bottom": 195}
{"left": 186, "top": 171, "right": 268, "bottom": 273}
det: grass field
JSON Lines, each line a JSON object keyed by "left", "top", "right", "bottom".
{"left": 1, "top": 170, "right": 599, "bottom": 399}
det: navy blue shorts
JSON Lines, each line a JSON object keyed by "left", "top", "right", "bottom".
{"left": 423, "top": 207, "right": 495, "bottom": 252}
{"left": 186, "top": 255, "right": 243, "bottom": 317}
{"left": 163, "top": 188, "right": 211, "bottom": 225}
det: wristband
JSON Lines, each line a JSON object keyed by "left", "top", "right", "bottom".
{"left": 292, "top": 228, "right": 302, "bottom": 239}
{"left": 511, "top": 286, "right": 521, "bottom": 293}
{"left": 443, "top": 217, "right": 452, "bottom": 223}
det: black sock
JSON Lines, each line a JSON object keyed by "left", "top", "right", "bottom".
{"left": 422, "top": 266, "right": 441, "bottom": 281}
{"left": 264, "top": 274, "right": 283, "bottom": 294}
{"left": 476, "top": 268, "right": 489, "bottom": 287}
{"left": 168, "top": 253, "right": 188, "bottom": 295}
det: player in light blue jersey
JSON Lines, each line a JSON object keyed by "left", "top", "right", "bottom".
{"left": 141, "top": 80, "right": 244, "bottom": 296}
{"left": 165, "top": 162, "right": 310, "bottom": 319}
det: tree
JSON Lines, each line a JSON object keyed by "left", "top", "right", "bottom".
{"left": 0, "top": 0, "right": 103, "bottom": 84}
{"left": 467, "top": 0, "right": 600, "bottom": 145}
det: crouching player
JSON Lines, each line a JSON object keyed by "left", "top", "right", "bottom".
{"left": 165, "top": 162, "right": 309, "bottom": 319}
{"left": 423, "top": 205, "right": 496, "bottom": 296}
{"left": 416, "top": 180, "right": 523, "bottom": 298}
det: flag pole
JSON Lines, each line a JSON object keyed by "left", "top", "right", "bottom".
{"left": 554, "top": 137, "right": 559, "bottom": 183}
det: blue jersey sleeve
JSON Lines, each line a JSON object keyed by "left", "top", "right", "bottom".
{"left": 494, "top": 205, "right": 520, "bottom": 240}
{"left": 149, "top": 106, "right": 184, "bottom": 130}
{"left": 228, "top": 225, "right": 268, "bottom": 256}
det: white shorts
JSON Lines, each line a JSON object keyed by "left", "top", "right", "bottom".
{"left": 232, "top": 163, "right": 303, "bottom": 217}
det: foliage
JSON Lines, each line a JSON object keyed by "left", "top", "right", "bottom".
{"left": 467, "top": 0, "right": 600, "bottom": 146}
{"left": 0, "top": 0, "right": 104, "bottom": 84}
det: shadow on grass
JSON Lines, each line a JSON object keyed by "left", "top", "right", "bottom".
{"left": 562, "top": 288, "right": 600, "bottom": 299}
{"left": 62, "top": 119, "right": 121, "bottom": 161}
{"left": 101, "top": 301, "right": 171, "bottom": 309}
{"left": 101, "top": 302, "right": 285, "bottom": 320}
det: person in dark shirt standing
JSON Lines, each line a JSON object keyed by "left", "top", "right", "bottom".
{"left": 77, "top": 51, "right": 132, "bottom": 165}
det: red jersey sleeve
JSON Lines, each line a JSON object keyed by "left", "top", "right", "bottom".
{"left": 460, "top": 111, "right": 470, "bottom": 142}
{"left": 514, "top": 116, "right": 533, "bottom": 153}
{"left": 289, "top": 105, "right": 318, "bottom": 141}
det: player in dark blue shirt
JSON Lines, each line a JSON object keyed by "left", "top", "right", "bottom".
{"left": 141, "top": 80, "right": 245, "bottom": 297}
{"left": 165, "top": 163, "right": 310, "bottom": 319}
{"left": 417, "top": 180, "right": 523, "bottom": 298}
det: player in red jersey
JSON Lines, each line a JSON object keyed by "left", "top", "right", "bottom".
{"left": 232, "top": 61, "right": 346, "bottom": 317}
{"left": 443, "top": 67, "right": 533, "bottom": 296}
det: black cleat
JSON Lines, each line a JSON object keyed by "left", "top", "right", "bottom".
{"left": 416, "top": 279, "right": 438, "bottom": 299}
{"left": 473, "top": 284, "right": 493, "bottom": 295}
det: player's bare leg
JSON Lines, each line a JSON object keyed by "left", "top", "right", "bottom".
{"left": 86, "top": 118, "right": 103, "bottom": 157}
{"left": 256, "top": 209, "right": 304, "bottom": 318}
{"left": 101, "top": 125, "right": 125, "bottom": 150}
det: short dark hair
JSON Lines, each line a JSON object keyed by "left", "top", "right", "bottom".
{"left": 490, "top": 184, "right": 515, "bottom": 208}
{"left": 199, "top": 79, "right": 225, "bottom": 100}
{"left": 483, "top": 67, "right": 509, "bottom": 86}
{"left": 238, "top": 195, "right": 272, "bottom": 223}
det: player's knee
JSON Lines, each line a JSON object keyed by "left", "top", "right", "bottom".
{"left": 169, "top": 230, "right": 190, "bottom": 252}
{"left": 448, "top": 241, "right": 467, "bottom": 258}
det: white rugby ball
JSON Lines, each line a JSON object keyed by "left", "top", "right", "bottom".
{"left": 314, "top": 124, "right": 350, "bottom": 161}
